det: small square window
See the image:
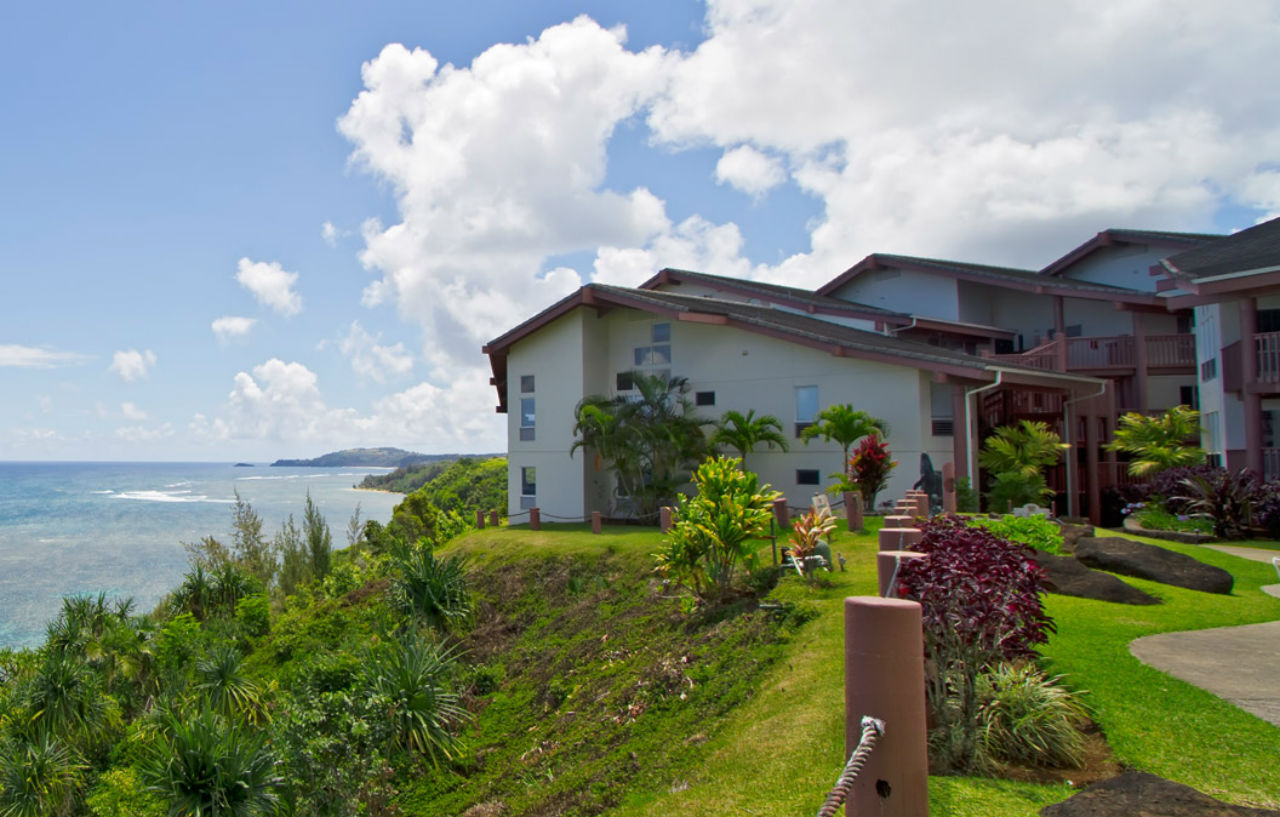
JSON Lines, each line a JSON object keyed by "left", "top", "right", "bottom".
{"left": 520, "top": 375, "right": 535, "bottom": 393}
{"left": 521, "top": 466, "right": 536, "bottom": 497}
{"left": 695, "top": 391, "right": 715, "bottom": 406}
{"left": 519, "top": 427, "right": 535, "bottom": 442}
{"left": 796, "top": 469, "right": 821, "bottom": 486}
{"left": 651, "top": 344, "right": 671, "bottom": 365}
{"left": 616, "top": 372, "right": 634, "bottom": 391}
{"left": 652, "top": 322, "right": 671, "bottom": 343}
{"left": 634, "top": 346, "right": 650, "bottom": 366}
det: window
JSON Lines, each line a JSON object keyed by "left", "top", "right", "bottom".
{"left": 1200, "top": 358, "right": 1218, "bottom": 382}
{"left": 520, "top": 466, "right": 536, "bottom": 509}
{"left": 1179, "top": 385, "right": 1199, "bottom": 409}
{"left": 652, "top": 322, "right": 671, "bottom": 343}
{"left": 633, "top": 322, "right": 673, "bottom": 369}
{"left": 1065, "top": 324, "right": 1083, "bottom": 338}
{"left": 1202, "top": 411, "right": 1220, "bottom": 456}
{"left": 795, "top": 385, "right": 818, "bottom": 437}
{"left": 796, "top": 469, "right": 821, "bottom": 485}
{"left": 695, "top": 391, "right": 716, "bottom": 406}
{"left": 520, "top": 397, "right": 535, "bottom": 442}
{"left": 930, "top": 382, "right": 955, "bottom": 437}
{"left": 616, "top": 371, "right": 634, "bottom": 391}
{"left": 520, "top": 375, "right": 535, "bottom": 393}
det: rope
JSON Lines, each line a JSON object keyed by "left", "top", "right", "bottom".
{"left": 814, "top": 716, "right": 886, "bottom": 817}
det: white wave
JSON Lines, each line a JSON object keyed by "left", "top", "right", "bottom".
{"left": 165, "top": 481, "right": 193, "bottom": 488}
{"left": 112, "top": 490, "right": 234, "bottom": 504}
{"left": 89, "top": 490, "right": 114, "bottom": 495}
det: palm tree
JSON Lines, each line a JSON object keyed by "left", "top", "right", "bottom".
{"left": 712, "top": 410, "right": 788, "bottom": 470}
{"left": 799, "top": 405, "right": 888, "bottom": 477}
{"left": 196, "top": 646, "right": 264, "bottom": 725}
{"left": 0, "top": 733, "right": 84, "bottom": 817}
{"left": 365, "top": 637, "right": 469, "bottom": 766}
{"left": 978, "top": 420, "right": 1069, "bottom": 509}
{"left": 1105, "top": 404, "right": 1205, "bottom": 477}
{"left": 143, "top": 708, "right": 281, "bottom": 817}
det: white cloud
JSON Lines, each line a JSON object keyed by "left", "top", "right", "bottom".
{"left": 235, "top": 258, "right": 302, "bottom": 317}
{"left": 715, "top": 145, "right": 785, "bottom": 198}
{"left": 0, "top": 344, "right": 88, "bottom": 368}
{"left": 321, "top": 221, "right": 341, "bottom": 247}
{"left": 338, "top": 322, "right": 414, "bottom": 383}
{"left": 190, "top": 359, "right": 502, "bottom": 452}
{"left": 121, "top": 402, "right": 148, "bottom": 421}
{"left": 114, "top": 422, "right": 174, "bottom": 443}
{"left": 109, "top": 349, "right": 156, "bottom": 382}
{"left": 211, "top": 316, "right": 257, "bottom": 343}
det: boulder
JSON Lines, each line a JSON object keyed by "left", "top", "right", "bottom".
{"left": 1057, "top": 522, "right": 1095, "bottom": 552}
{"left": 1031, "top": 552, "right": 1161, "bottom": 605}
{"left": 1041, "top": 771, "right": 1279, "bottom": 817}
{"left": 1074, "top": 537, "right": 1234, "bottom": 594}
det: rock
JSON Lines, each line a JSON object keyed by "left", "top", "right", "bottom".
{"left": 1041, "top": 771, "right": 1280, "bottom": 816}
{"left": 1031, "top": 552, "right": 1161, "bottom": 605}
{"left": 1057, "top": 522, "right": 1095, "bottom": 552}
{"left": 1074, "top": 537, "right": 1234, "bottom": 594}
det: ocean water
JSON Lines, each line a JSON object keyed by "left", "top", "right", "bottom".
{"left": 0, "top": 462, "right": 403, "bottom": 650}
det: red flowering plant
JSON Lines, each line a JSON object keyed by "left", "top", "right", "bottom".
{"left": 893, "top": 514, "right": 1055, "bottom": 772}
{"left": 830, "top": 434, "right": 897, "bottom": 510}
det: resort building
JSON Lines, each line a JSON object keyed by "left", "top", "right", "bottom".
{"left": 482, "top": 223, "right": 1277, "bottom": 525}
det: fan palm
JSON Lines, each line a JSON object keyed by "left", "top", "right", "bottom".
{"left": 800, "top": 405, "right": 888, "bottom": 476}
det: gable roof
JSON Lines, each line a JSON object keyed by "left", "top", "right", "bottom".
{"left": 1040, "top": 228, "right": 1222, "bottom": 277}
{"left": 637, "top": 267, "right": 911, "bottom": 324}
{"left": 1157, "top": 216, "right": 1280, "bottom": 283}
{"left": 817, "top": 253, "right": 1159, "bottom": 303}
{"left": 482, "top": 283, "right": 1104, "bottom": 411}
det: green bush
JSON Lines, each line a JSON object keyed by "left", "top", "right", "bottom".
{"left": 235, "top": 593, "right": 271, "bottom": 638}
{"left": 1133, "top": 505, "right": 1213, "bottom": 535}
{"left": 977, "top": 662, "right": 1087, "bottom": 770}
{"left": 976, "top": 515, "right": 1064, "bottom": 555}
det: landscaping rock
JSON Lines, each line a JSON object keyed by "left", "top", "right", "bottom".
{"left": 1057, "top": 522, "right": 1095, "bottom": 552}
{"left": 1041, "top": 771, "right": 1280, "bottom": 817}
{"left": 1074, "top": 537, "right": 1234, "bottom": 594}
{"left": 1031, "top": 552, "right": 1161, "bottom": 605}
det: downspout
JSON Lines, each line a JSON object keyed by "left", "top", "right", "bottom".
{"left": 1062, "top": 381, "right": 1109, "bottom": 518}
{"left": 888, "top": 316, "right": 919, "bottom": 335}
{"left": 964, "top": 370, "right": 1005, "bottom": 488}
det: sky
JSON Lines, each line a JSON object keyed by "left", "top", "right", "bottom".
{"left": 2, "top": 0, "right": 1278, "bottom": 462}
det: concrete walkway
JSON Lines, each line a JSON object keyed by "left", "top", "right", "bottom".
{"left": 1129, "top": 544, "right": 1280, "bottom": 727}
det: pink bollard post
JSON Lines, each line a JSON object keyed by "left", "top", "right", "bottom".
{"left": 591, "top": 511, "right": 602, "bottom": 534}
{"left": 877, "top": 527, "right": 922, "bottom": 552}
{"left": 884, "top": 514, "right": 914, "bottom": 529}
{"left": 844, "top": 597, "right": 930, "bottom": 816}
{"left": 844, "top": 492, "right": 863, "bottom": 531}
{"left": 773, "top": 497, "right": 790, "bottom": 528}
{"left": 529, "top": 507, "right": 541, "bottom": 531}
{"left": 659, "top": 506, "right": 673, "bottom": 533}
{"left": 489, "top": 510, "right": 499, "bottom": 527}
{"left": 876, "top": 550, "right": 927, "bottom": 597}
{"left": 942, "top": 462, "right": 956, "bottom": 514}
{"left": 475, "top": 510, "right": 485, "bottom": 529}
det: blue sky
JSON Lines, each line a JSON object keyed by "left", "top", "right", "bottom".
{"left": 2, "top": 0, "right": 1278, "bottom": 461}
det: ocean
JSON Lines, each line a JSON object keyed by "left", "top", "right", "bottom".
{"left": 0, "top": 462, "right": 404, "bottom": 650}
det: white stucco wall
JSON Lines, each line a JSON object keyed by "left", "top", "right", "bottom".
{"left": 1056, "top": 244, "right": 1166, "bottom": 292}
{"left": 830, "top": 268, "right": 960, "bottom": 320}
{"left": 503, "top": 303, "right": 958, "bottom": 518}
{"left": 986, "top": 289, "right": 1055, "bottom": 348}
{"left": 1062, "top": 297, "right": 1133, "bottom": 337}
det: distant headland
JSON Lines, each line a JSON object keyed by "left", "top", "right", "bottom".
{"left": 271, "top": 447, "right": 465, "bottom": 468}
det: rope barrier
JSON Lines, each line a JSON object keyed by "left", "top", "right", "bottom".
{"left": 814, "top": 716, "right": 886, "bottom": 817}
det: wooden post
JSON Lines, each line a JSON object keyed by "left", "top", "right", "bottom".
{"left": 659, "top": 506, "right": 672, "bottom": 533}
{"left": 475, "top": 510, "right": 485, "bottom": 529}
{"left": 773, "top": 497, "right": 790, "bottom": 528}
{"left": 845, "top": 597, "right": 930, "bottom": 816}
{"left": 591, "top": 511, "right": 602, "bottom": 534}
{"left": 878, "top": 527, "right": 922, "bottom": 552}
{"left": 942, "top": 461, "right": 956, "bottom": 513}
{"left": 529, "top": 507, "right": 540, "bottom": 531}
{"left": 489, "top": 510, "right": 499, "bottom": 527}
{"left": 876, "top": 550, "right": 926, "bottom": 597}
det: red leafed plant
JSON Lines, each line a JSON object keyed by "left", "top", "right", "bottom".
{"left": 845, "top": 434, "right": 896, "bottom": 510}
{"left": 894, "top": 514, "right": 1055, "bottom": 773}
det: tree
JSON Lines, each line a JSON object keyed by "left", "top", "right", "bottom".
{"left": 231, "top": 493, "right": 277, "bottom": 589}
{"left": 275, "top": 516, "right": 309, "bottom": 598}
{"left": 143, "top": 709, "right": 281, "bottom": 817}
{"left": 711, "top": 409, "right": 788, "bottom": 470}
{"left": 364, "top": 637, "right": 469, "bottom": 766}
{"left": 303, "top": 493, "right": 333, "bottom": 582}
{"left": 799, "top": 405, "right": 888, "bottom": 479}
{"left": 570, "top": 371, "right": 710, "bottom": 517}
{"left": 978, "top": 420, "right": 1068, "bottom": 510}
{"left": 1105, "top": 404, "right": 1205, "bottom": 477}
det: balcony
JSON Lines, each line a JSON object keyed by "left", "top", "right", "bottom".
{"left": 1257, "top": 331, "right": 1280, "bottom": 383}
{"left": 990, "top": 334, "right": 1195, "bottom": 374}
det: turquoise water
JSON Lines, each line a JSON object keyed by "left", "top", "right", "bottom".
{"left": 0, "top": 462, "right": 403, "bottom": 649}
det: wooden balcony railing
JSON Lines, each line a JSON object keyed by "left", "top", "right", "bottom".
{"left": 990, "top": 334, "right": 1195, "bottom": 373}
{"left": 1256, "top": 331, "right": 1280, "bottom": 383}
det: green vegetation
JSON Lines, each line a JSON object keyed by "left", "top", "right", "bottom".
{"left": 271, "top": 447, "right": 448, "bottom": 468}
{"left": 979, "top": 420, "right": 1069, "bottom": 510}
{"left": 1105, "top": 405, "right": 1205, "bottom": 477}
{"left": 2, "top": 467, "right": 1277, "bottom": 816}
{"left": 710, "top": 409, "right": 788, "bottom": 470}
{"left": 800, "top": 404, "right": 887, "bottom": 474}
{"left": 975, "top": 514, "right": 1065, "bottom": 554}
{"left": 358, "top": 459, "right": 454, "bottom": 493}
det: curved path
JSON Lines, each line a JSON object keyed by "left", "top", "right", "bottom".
{"left": 1129, "top": 544, "right": 1280, "bottom": 727}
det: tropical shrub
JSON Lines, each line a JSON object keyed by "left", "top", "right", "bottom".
{"left": 895, "top": 515, "right": 1055, "bottom": 773}
{"left": 978, "top": 420, "right": 1067, "bottom": 511}
{"left": 0, "top": 733, "right": 85, "bottom": 817}
{"left": 788, "top": 506, "right": 837, "bottom": 581}
{"left": 1175, "top": 467, "right": 1261, "bottom": 540}
{"left": 977, "top": 662, "right": 1086, "bottom": 770}
{"left": 390, "top": 544, "right": 471, "bottom": 632}
{"left": 954, "top": 476, "right": 979, "bottom": 513}
{"left": 799, "top": 405, "right": 888, "bottom": 483}
{"left": 1131, "top": 505, "right": 1213, "bottom": 535}
{"left": 364, "top": 636, "right": 469, "bottom": 765}
{"left": 1105, "top": 404, "right": 1205, "bottom": 477}
{"left": 712, "top": 409, "right": 788, "bottom": 470}
{"left": 844, "top": 434, "right": 896, "bottom": 510}
{"left": 1255, "top": 481, "right": 1280, "bottom": 539}
{"left": 654, "top": 457, "right": 780, "bottom": 603}
{"left": 975, "top": 514, "right": 1064, "bottom": 555}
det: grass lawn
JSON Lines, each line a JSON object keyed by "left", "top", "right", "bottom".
{"left": 581, "top": 520, "right": 1280, "bottom": 816}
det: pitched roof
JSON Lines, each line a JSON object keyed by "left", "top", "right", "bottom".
{"left": 482, "top": 283, "right": 1103, "bottom": 410}
{"left": 817, "top": 253, "right": 1157, "bottom": 302}
{"left": 1040, "top": 228, "right": 1222, "bottom": 277}
{"left": 1158, "top": 216, "right": 1280, "bottom": 282}
{"left": 638, "top": 267, "right": 910, "bottom": 322}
